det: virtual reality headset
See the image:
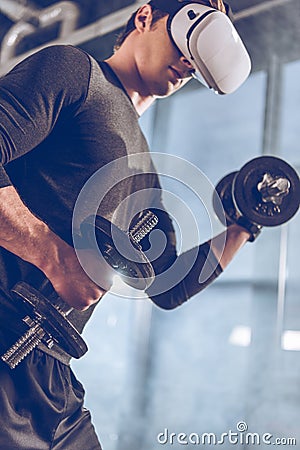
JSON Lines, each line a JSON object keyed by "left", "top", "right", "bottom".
{"left": 149, "top": 0, "right": 251, "bottom": 94}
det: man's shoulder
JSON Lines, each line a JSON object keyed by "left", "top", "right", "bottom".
{"left": 33, "top": 44, "right": 90, "bottom": 65}
{"left": 18, "top": 44, "right": 92, "bottom": 88}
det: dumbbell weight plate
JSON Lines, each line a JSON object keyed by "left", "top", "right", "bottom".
{"left": 233, "top": 156, "right": 300, "bottom": 227}
{"left": 11, "top": 282, "right": 88, "bottom": 359}
{"left": 213, "top": 172, "right": 239, "bottom": 226}
{"left": 80, "top": 215, "right": 155, "bottom": 290}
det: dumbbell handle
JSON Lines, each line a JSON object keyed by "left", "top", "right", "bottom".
{"left": 1, "top": 320, "right": 49, "bottom": 369}
{"left": 0, "top": 281, "right": 74, "bottom": 369}
{"left": 1, "top": 278, "right": 93, "bottom": 371}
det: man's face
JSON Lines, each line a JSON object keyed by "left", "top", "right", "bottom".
{"left": 135, "top": 15, "right": 194, "bottom": 98}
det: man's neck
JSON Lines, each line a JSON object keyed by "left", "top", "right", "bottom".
{"left": 104, "top": 52, "right": 155, "bottom": 116}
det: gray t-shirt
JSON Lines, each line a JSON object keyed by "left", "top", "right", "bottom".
{"left": 0, "top": 45, "right": 221, "bottom": 363}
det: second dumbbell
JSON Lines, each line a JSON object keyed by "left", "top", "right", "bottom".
{"left": 213, "top": 156, "right": 300, "bottom": 241}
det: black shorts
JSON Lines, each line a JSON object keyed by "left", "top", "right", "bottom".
{"left": 0, "top": 344, "right": 102, "bottom": 450}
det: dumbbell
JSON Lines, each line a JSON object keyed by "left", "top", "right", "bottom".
{"left": 1, "top": 212, "right": 158, "bottom": 369}
{"left": 213, "top": 156, "right": 300, "bottom": 240}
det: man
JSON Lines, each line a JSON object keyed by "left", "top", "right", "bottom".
{"left": 0, "top": 1, "right": 254, "bottom": 448}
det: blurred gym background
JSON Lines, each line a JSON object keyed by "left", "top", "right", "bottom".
{"left": 0, "top": 1, "right": 299, "bottom": 449}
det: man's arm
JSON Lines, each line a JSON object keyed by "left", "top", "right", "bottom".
{"left": 145, "top": 208, "right": 250, "bottom": 310}
{"left": 0, "top": 185, "right": 105, "bottom": 310}
{"left": 210, "top": 223, "right": 250, "bottom": 269}
{"left": 0, "top": 46, "right": 108, "bottom": 309}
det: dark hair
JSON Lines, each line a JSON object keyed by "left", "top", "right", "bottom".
{"left": 114, "top": 5, "right": 168, "bottom": 51}
{"left": 113, "top": 0, "right": 229, "bottom": 51}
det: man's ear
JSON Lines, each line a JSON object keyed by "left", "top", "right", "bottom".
{"left": 134, "top": 4, "right": 153, "bottom": 32}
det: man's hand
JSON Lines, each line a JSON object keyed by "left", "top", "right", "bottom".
{"left": 42, "top": 244, "right": 114, "bottom": 310}
{"left": 41, "top": 242, "right": 110, "bottom": 311}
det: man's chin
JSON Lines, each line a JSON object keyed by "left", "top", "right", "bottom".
{"left": 153, "top": 81, "right": 182, "bottom": 98}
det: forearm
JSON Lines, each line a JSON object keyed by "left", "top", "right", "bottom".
{"left": 147, "top": 224, "right": 250, "bottom": 310}
{"left": 0, "top": 185, "right": 66, "bottom": 273}
{"left": 209, "top": 223, "right": 250, "bottom": 270}
{"left": 147, "top": 241, "right": 222, "bottom": 309}
{"left": 0, "top": 185, "right": 105, "bottom": 310}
